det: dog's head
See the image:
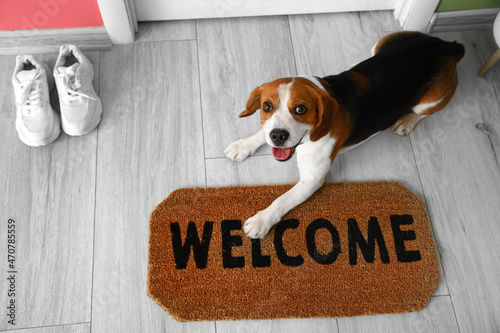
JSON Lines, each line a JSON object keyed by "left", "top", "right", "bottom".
{"left": 239, "top": 77, "right": 338, "bottom": 161}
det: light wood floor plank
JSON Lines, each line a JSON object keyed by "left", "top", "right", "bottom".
{"left": 216, "top": 318, "right": 339, "bottom": 333}
{"left": 0, "top": 52, "right": 98, "bottom": 329}
{"left": 197, "top": 16, "right": 296, "bottom": 159}
{"left": 409, "top": 30, "right": 500, "bottom": 333}
{"left": 338, "top": 296, "right": 459, "bottom": 333}
{"left": 206, "top": 155, "right": 298, "bottom": 187}
{"left": 91, "top": 42, "right": 211, "bottom": 332}
{"left": 136, "top": 20, "right": 197, "bottom": 42}
{"left": 288, "top": 11, "right": 400, "bottom": 76}
{"left": 1, "top": 323, "right": 90, "bottom": 333}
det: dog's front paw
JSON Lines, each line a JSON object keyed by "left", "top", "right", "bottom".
{"left": 243, "top": 211, "right": 275, "bottom": 239}
{"left": 225, "top": 139, "right": 257, "bottom": 162}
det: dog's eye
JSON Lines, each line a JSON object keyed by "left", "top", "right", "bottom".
{"left": 263, "top": 102, "right": 273, "bottom": 113}
{"left": 294, "top": 105, "right": 307, "bottom": 115}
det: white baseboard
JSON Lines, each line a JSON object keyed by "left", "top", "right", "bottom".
{"left": 0, "top": 27, "right": 112, "bottom": 55}
{"left": 135, "top": 0, "right": 397, "bottom": 21}
{"left": 428, "top": 8, "right": 500, "bottom": 33}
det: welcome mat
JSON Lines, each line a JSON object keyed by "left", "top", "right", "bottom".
{"left": 148, "top": 181, "right": 440, "bottom": 322}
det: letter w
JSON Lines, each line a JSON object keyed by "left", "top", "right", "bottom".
{"left": 170, "top": 222, "right": 214, "bottom": 269}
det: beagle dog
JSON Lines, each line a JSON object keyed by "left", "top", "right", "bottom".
{"left": 225, "top": 31, "right": 464, "bottom": 239}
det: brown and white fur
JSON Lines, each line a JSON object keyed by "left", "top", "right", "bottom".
{"left": 225, "top": 31, "right": 464, "bottom": 239}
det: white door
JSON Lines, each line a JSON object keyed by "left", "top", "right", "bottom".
{"left": 134, "top": 0, "right": 399, "bottom": 21}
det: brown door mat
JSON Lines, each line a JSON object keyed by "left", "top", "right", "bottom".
{"left": 148, "top": 181, "right": 440, "bottom": 322}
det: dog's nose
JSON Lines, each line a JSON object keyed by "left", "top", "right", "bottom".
{"left": 270, "top": 129, "right": 289, "bottom": 146}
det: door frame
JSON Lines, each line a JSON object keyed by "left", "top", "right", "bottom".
{"left": 96, "top": 0, "right": 137, "bottom": 44}
{"left": 98, "top": 0, "right": 440, "bottom": 44}
{"left": 394, "top": 0, "right": 440, "bottom": 31}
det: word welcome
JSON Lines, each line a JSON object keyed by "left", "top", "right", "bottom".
{"left": 169, "top": 215, "right": 421, "bottom": 269}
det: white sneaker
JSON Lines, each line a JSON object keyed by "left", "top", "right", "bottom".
{"left": 54, "top": 44, "right": 102, "bottom": 136}
{"left": 12, "top": 55, "right": 61, "bottom": 147}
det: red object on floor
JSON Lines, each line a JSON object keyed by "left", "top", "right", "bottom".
{"left": 0, "top": 0, "right": 104, "bottom": 31}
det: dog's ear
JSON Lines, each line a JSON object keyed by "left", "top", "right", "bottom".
{"left": 310, "top": 90, "right": 338, "bottom": 142}
{"left": 239, "top": 86, "right": 262, "bottom": 117}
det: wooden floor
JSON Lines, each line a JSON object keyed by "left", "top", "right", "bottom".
{"left": 1, "top": 11, "right": 500, "bottom": 333}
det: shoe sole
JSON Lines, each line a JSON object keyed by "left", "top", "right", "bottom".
{"left": 16, "top": 111, "right": 61, "bottom": 147}
{"left": 61, "top": 97, "right": 102, "bottom": 136}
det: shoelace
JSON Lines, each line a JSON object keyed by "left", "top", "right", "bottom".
{"left": 55, "top": 70, "right": 96, "bottom": 103}
{"left": 16, "top": 72, "right": 43, "bottom": 115}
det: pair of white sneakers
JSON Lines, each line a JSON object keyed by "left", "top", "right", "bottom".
{"left": 12, "top": 44, "right": 102, "bottom": 147}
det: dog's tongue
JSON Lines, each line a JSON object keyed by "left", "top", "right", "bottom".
{"left": 272, "top": 147, "right": 293, "bottom": 161}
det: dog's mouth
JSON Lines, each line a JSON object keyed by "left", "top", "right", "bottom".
{"left": 271, "top": 131, "right": 308, "bottom": 162}
{"left": 272, "top": 147, "right": 295, "bottom": 162}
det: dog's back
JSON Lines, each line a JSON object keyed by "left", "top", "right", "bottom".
{"left": 375, "top": 31, "right": 464, "bottom": 60}
{"left": 226, "top": 32, "right": 465, "bottom": 239}
{"left": 324, "top": 32, "right": 464, "bottom": 146}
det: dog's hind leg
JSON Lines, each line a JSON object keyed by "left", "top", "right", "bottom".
{"left": 393, "top": 56, "right": 460, "bottom": 135}
{"left": 392, "top": 112, "right": 426, "bottom": 135}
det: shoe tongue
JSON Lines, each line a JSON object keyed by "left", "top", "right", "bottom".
{"left": 58, "top": 63, "right": 80, "bottom": 74}
{"left": 16, "top": 68, "right": 41, "bottom": 82}
{"left": 272, "top": 147, "right": 293, "bottom": 161}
